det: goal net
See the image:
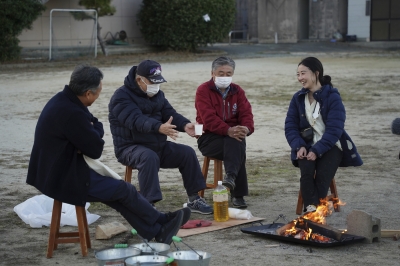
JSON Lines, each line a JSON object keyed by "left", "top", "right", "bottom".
{"left": 49, "top": 9, "right": 97, "bottom": 60}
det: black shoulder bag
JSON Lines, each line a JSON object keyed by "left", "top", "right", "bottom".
{"left": 300, "top": 102, "right": 320, "bottom": 142}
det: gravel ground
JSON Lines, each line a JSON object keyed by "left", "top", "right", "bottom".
{"left": 1, "top": 42, "right": 400, "bottom": 265}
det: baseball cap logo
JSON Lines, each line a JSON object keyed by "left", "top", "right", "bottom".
{"left": 136, "top": 60, "right": 167, "bottom": 84}
{"left": 150, "top": 67, "right": 162, "bottom": 76}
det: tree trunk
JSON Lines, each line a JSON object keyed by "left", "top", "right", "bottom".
{"left": 97, "top": 22, "right": 107, "bottom": 56}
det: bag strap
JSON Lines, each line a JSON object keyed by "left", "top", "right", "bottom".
{"left": 310, "top": 102, "right": 320, "bottom": 127}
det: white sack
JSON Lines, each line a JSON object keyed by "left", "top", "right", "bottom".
{"left": 13, "top": 194, "right": 100, "bottom": 228}
{"left": 228, "top": 208, "right": 254, "bottom": 220}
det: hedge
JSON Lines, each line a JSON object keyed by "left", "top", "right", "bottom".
{"left": 137, "top": 0, "right": 235, "bottom": 51}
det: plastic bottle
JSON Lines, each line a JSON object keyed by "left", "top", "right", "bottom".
{"left": 213, "top": 181, "right": 229, "bottom": 222}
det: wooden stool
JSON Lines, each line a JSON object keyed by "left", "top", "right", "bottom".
{"left": 199, "top": 156, "right": 223, "bottom": 198}
{"left": 296, "top": 178, "right": 340, "bottom": 215}
{"left": 124, "top": 165, "right": 133, "bottom": 183}
{"left": 47, "top": 200, "right": 90, "bottom": 258}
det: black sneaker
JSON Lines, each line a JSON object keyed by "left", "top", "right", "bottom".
{"left": 222, "top": 174, "right": 236, "bottom": 191}
{"left": 155, "top": 210, "right": 183, "bottom": 244}
{"left": 232, "top": 197, "right": 247, "bottom": 208}
{"left": 165, "top": 207, "right": 191, "bottom": 226}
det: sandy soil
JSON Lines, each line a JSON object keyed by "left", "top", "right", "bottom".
{"left": 1, "top": 51, "right": 400, "bottom": 265}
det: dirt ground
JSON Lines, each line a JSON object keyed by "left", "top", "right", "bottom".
{"left": 1, "top": 47, "right": 400, "bottom": 265}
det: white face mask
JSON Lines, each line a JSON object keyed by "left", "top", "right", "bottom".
{"left": 214, "top": 76, "right": 232, "bottom": 89}
{"left": 141, "top": 78, "right": 160, "bottom": 97}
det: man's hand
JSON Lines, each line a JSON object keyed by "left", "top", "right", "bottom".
{"left": 227, "top": 125, "right": 248, "bottom": 141}
{"left": 184, "top": 123, "right": 196, "bottom": 137}
{"left": 159, "top": 116, "right": 179, "bottom": 140}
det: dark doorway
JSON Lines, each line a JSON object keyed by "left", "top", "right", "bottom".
{"left": 233, "top": 0, "right": 249, "bottom": 40}
{"left": 298, "top": 0, "right": 309, "bottom": 40}
{"left": 371, "top": 0, "right": 400, "bottom": 41}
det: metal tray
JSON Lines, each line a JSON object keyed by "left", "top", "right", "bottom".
{"left": 241, "top": 222, "right": 365, "bottom": 247}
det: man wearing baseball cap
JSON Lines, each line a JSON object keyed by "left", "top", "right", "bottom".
{"left": 108, "top": 60, "right": 213, "bottom": 214}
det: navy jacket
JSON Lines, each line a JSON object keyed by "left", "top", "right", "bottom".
{"left": 26, "top": 86, "right": 105, "bottom": 206}
{"left": 108, "top": 66, "right": 190, "bottom": 159}
{"left": 285, "top": 85, "right": 363, "bottom": 167}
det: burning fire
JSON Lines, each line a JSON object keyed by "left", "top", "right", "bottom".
{"left": 280, "top": 198, "right": 346, "bottom": 243}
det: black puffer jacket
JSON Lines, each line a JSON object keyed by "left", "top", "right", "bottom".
{"left": 108, "top": 66, "right": 190, "bottom": 158}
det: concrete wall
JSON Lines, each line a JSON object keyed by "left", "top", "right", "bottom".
{"left": 257, "top": 0, "right": 298, "bottom": 43}
{"left": 18, "top": 0, "right": 144, "bottom": 48}
{"left": 348, "top": 0, "right": 370, "bottom": 39}
{"left": 234, "top": 0, "right": 258, "bottom": 40}
{"left": 308, "top": 0, "right": 348, "bottom": 40}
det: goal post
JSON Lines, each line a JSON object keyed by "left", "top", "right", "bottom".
{"left": 49, "top": 9, "right": 98, "bottom": 61}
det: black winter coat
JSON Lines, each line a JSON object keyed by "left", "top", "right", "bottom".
{"left": 108, "top": 66, "right": 190, "bottom": 159}
{"left": 26, "top": 86, "right": 105, "bottom": 206}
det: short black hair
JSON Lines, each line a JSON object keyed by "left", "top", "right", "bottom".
{"left": 69, "top": 64, "right": 103, "bottom": 95}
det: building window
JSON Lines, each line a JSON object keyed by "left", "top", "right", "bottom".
{"left": 366, "top": 0, "right": 371, "bottom": 16}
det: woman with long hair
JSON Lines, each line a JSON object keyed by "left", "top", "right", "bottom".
{"left": 284, "top": 57, "right": 363, "bottom": 213}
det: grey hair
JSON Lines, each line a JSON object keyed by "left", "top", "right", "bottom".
{"left": 69, "top": 64, "right": 103, "bottom": 96}
{"left": 211, "top": 56, "right": 235, "bottom": 72}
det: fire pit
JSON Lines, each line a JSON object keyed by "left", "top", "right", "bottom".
{"left": 242, "top": 201, "right": 365, "bottom": 247}
{"left": 241, "top": 220, "right": 364, "bottom": 247}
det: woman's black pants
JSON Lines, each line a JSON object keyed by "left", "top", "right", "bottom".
{"left": 297, "top": 146, "right": 343, "bottom": 210}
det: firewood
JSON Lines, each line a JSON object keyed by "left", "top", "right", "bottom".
{"left": 275, "top": 221, "right": 296, "bottom": 236}
{"left": 340, "top": 229, "right": 400, "bottom": 238}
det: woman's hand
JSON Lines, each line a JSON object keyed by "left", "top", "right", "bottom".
{"left": 297, "top": 147, "right": 307, "bottom": 159}
{"left": 306, "top": 151, "right": 317, "bottom": 161}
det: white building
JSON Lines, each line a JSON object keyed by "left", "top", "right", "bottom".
{"left": 19, "top": 0, "right": 144, "bottom": 49}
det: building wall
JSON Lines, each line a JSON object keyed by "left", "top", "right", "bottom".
{"left": 18, "top": 0, "right": 144, "bottom": 48}
{"left": 234, "top": 0, "right": 258, "bottom": 40}
{"left": 308, "top": 0, "right": 348, "bottom": 40}
{"left": 257, "top": 0, "right": 298, "bottom": 43}
{"left": 348, "top": 0, "right": 370, "bottom": 39}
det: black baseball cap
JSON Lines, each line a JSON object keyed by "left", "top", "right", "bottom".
{"left": 136, "top": 60, "right": 167, "bottom": 84}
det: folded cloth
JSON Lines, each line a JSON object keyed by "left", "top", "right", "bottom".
{"left": 181, "top": 220, "right": 212, "bottom": 229}
{"left": 83, "top": 155, "right": 122, "bottom": 180}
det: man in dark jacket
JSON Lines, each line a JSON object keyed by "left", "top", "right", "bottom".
{"left": 195, "top": 57, "right": 254, "bottom": 208}
{"left": 108, "top": 60, "right": 213, "bottom": 214}
{"left": 27, "top": 65, "right": 189, "bottom": 244}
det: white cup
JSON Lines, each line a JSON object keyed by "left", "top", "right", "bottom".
{"left": 195, "top": 124, "right": 203, "bottom": 136}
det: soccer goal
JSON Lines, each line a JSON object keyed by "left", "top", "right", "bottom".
{"left": 49, "top": 9, "right": 98, "bottom": 61}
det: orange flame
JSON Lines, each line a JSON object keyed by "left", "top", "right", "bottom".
{"left": 279, "top": 198, "right": 342, "bottom": 243}
{"left": 302, "top": 198, "right": 333, "bottom": 224}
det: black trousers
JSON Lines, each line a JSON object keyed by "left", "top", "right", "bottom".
{"left": 118, "top": 142, "right": 206, "bottom": 203}
{"left": 197, "top": 133, "right": 248, "bottom": 197}
{"left": 86, "top": 169, "right": 161, "bottom": 241}
{"left": 297, "top": 145, "right": 343, "bottom": 209}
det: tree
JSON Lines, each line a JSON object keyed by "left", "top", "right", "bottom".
{"left": 0, "top": 0, "right": 46, "bottom": 62}
{"left": 73, "top": 0, "right": 116, "bottom": 56}
{"left": 138, "top": 0, "right": 236, "bottom": 51}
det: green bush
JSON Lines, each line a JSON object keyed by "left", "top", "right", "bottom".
{"left": 0, "top": 0, "right": 45, "bottom": 62}
{"left": 137, "top": 0, "right": 235, "bottom": 51}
